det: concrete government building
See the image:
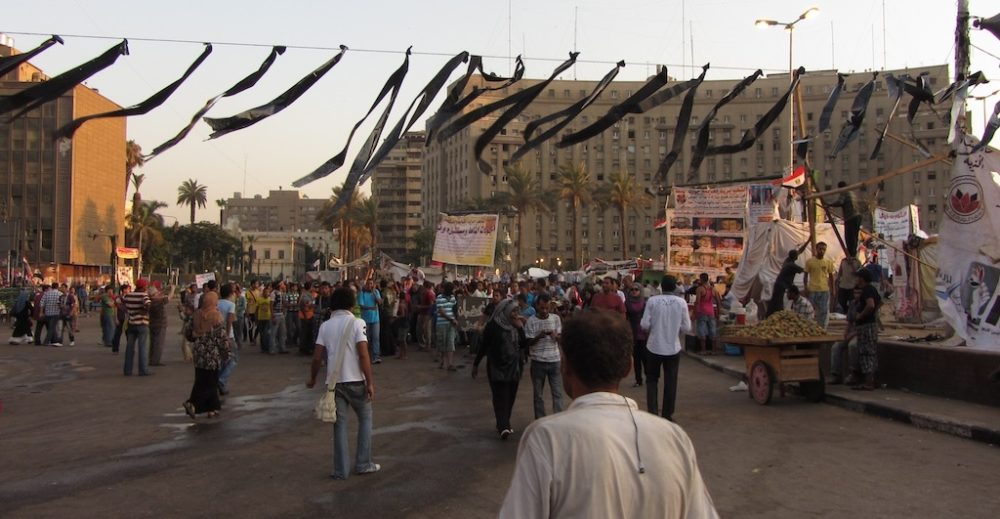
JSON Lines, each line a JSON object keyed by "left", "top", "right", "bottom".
{"left": 0, "top": 36, "right": 127, "bottom": 282}
{"left": 421, "top": 65, "right": 951, "bottom": 269}
{"left": 370, "top": 131, "right": 425, "bottom": 261}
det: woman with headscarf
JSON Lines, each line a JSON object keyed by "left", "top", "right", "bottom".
{"left": 183, "top": 290, "right": 230, "bottom": 419}
{"left": 472, "top": 298, "right": 527, "bottom": 440}
{"left": 8, "top": 285, "right": 34, "bottom": 344}
{"left": 624, "top": 284, "right": 648, "bottom": 388}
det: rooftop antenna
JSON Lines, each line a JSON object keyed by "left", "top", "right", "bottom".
{"left": 508, "top": 0, "right": 513, "bottom": 75}
{"left": 881, "top": 0, "right": 888, "bottom": 68}
{"left": 681, "top": 0, "right": 687, "bottom": 77}
{"left": 574, "top": 6, "right": 578, "bottom": 79}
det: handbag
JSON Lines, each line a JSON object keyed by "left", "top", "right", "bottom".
{"left": 314, "top": 314, "right": 357, "bottom": 423}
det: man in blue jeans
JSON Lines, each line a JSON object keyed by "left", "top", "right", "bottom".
{"left": 123, "top": 279, "right": 152, "bottom": 376}
{"left": 307, "top": 287, "right": 379, "bottom": 479}
{"left": 357, "top": 279, "right": 382, "bottom": 364}
{"left": 523, "top": 293, "right": 564, "bottom": 419}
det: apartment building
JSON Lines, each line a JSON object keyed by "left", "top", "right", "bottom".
{"left": 422, "top": 65, "right": 951, "bottom": 269}
{"left": 370, "top": 131, "right": 425, "bottom": 260}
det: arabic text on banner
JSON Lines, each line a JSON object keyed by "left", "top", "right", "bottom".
{"left": 667, "top": 186, "right": 747, "bottom": 279}
{"left": 935, "top": 137, "right": 1000, "bottom": 350}
{"left": 432, "top": 213, "right": 500, "bottom": 267}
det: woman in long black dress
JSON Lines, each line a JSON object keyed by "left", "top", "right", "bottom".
{"left": 472, "top": 299, "right": 526, "bottom": 440}
{"left": 183, "top": 291, "right": 230, "bottom": 419}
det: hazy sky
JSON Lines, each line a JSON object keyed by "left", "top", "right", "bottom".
{"left": 4, "top": 0, "right": 998, "bottom": 224}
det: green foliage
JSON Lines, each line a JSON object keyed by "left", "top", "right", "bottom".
{"left": 170, "top": 222, "right": 241, "bottom": 274}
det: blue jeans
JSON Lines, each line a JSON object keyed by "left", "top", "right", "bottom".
{"left": 101, "top": 312, "right": 115, "bottom": 346}
{"left": 124, "top": 324, "right": 150, "bottom": 375}
{"left": 831, "top": 337, "right": 858, "bottom": 378}
{"left": 219, "top": 339, "right": 239, "bottom": 389}
{"left": 530, "top": 360, "right": 564, "bottom": 419}
{"left": 270, "top": 314, "right": 287, "bottom": 353}
{"left": 332, "top": 381, "right": 376, "bottom": 478}
{"left": 365, "top": 320, "right": 380, "bottom": 361}
{"left": 45, "top": 315, "right": 62, "bottom": 344}
{"left": 809, "top": 291, "right": 831, "bottom": 329}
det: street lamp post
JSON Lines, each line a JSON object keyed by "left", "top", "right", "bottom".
{"left": 755, "top": 6, "right": 820, "bottom": 177}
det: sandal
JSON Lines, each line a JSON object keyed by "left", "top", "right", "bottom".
{"left": 183, "top": 401, "right": 197, "bottom": 419}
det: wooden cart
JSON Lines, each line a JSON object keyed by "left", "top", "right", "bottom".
{"left": 719, "top": 335, "right": 840, "bottom": 405}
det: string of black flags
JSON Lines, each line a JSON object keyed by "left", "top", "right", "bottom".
{"left": 1, "top": 33, "right": 996, "bottom": 215}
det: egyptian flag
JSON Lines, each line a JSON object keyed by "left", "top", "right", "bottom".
{"left": 654, "top": 218, "right": 668, "bottom": 230}
{"left": 775, "top": 165, "right": 807, "bottom": 189}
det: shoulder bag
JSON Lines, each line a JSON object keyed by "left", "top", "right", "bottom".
{"left": 314, "top": 315, "right": 357, "bottom": 423}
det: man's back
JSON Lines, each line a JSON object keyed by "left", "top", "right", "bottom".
{"left": 641, "top": 294, "right": 692, "bottom": 356}
{"left": 499, "top": 392, "right": 717, "bottom": 519}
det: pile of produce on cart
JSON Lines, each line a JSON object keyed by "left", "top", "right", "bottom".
{"left": 720, "top": 310, "right": 826, "bottom": 339}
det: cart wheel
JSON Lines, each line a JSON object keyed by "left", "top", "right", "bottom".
{"left": 801, "top": 372, "right": 826, "bottom": 403}
{"left": 748, "top": 360, "right": 774, "bottom": 405}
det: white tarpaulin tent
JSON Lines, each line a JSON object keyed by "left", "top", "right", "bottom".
{"left": 731, "top": 219, "right": 847, "bottom": 301}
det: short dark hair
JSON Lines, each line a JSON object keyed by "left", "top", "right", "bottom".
{"left": 206, "top": 280, "right": 217, "bottom": 291}
{"left": 661, "top": 275, "right": 677, "bottom": 293}
{"left": 330, "top": 287, "right": 356, "bottom": 311}
{"left": 856, "top": 268, "right": 873, "bottom": 283}
{"left": 220, "top": 284, "right": 233, "bottom": 299}
{"left": 536, "top": 292, "right": 551, "bottom": 305}
{"left": 837, "top": 181, "right": 847, "bottom": 188}
{"left": 561, "top": 310, "right": 633, "bottom": 388}
{"left": 787, "top": 285, "right": 800, "bottom": 296}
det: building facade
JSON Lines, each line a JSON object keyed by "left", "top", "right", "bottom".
{"left": 370, "top": 131, "right": 425, "bottom": 260}
{"left": 422, "top": 65, "right": 952, "bottom": 269}
{"left": 242, "top": 231, "right": 307, "bottom": 281}
{"left": 0, "top": 39, "right": 127, "bottom": 282}
{"left": 224, "top": 189, "right": 327, "bottom": 233}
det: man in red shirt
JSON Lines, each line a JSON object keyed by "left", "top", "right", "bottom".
{"left": 589, "top": 277, "right": 626, "bottom": 316}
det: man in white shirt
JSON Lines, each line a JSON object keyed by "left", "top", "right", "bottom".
{"left": 640, "top": 276, "right": 693, "bottom": 421}
{"left": 307, "top": 287, "right": 379, "bottom": 480}
{"left": 524, "top": 293, "right": 563, "bottom": 418}
{"left": 499, "top": 309, "right": 717, "bottom": 519}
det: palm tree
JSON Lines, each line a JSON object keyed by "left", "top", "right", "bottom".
{"left": 317, "top": 184, "right": 364, "bottom": 261}
{"left": 504, "top": 162, "right": 552, "bottom": 269}
{"left": 596, "top": 170, "right": 651, "bottom": 259}
{"left": 129, "top": 173, "right": 145, "bottom": 247}
{"left": 216, "top": 198, "right": 227, "bottom": 227}
{"left": 351, "top": 197, "right": 379, "bottom": 256}
{"left": 557, "top": 161, "right": 593, "bottom": 269}
{"left": 126, "top": 200, "right": 167, "bottom": 276}
{"left": 176, "top": 178, "right": 208, "bottom": 224}
{"left": 125, "top": 139, "right": 144, "bottom": 192}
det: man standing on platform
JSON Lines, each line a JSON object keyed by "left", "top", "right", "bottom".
{"left": 804, "top": 241, "right": 836, "bottom": 329}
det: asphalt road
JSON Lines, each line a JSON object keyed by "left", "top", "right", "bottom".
{"left": 1, "top": 309, "right": 998, "bottom": 518}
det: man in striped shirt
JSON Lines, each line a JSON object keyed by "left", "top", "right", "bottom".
{"left": 123, "top": 278, "right": 153, "bottom": 376}
{"left": 435, "top": 282, "right": 459, "bottom": 371}
{"left": 40, "top": 283, "right": 64, "bottom": 346}
{"left": 524, "top": 293, "right": 563, "bottom": 418}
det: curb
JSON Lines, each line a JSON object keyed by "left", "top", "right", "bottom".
{"left": 683, "top": 351, "right": 1000, "bottom": 446}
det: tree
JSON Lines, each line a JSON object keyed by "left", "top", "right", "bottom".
{"left": 351, "top": 197, "right": 379, "bottom": 256}
{"left": 125, "top": 139, "right": 144, "bottom": 192}
{"left": 177, "top": 178, "right": 208, "bottom": 224}
{"left": 407, "top": 227, "right": 435, "bottom": 266}
{"left": 504, "top": 162, "right": 553, "bottom": 269}
{"left": 172, "top": 223, "right": 241, "bottom": 274}
{"left": 557, "top": 161, "right": 593, "bottom": 269}
{"left": 595, "top": 170, "right": 651, "bottom": 259}
{"left": 126, "top": 200, "right": 168, "bottom": 275}
{"left": 316, "top": 184, "right": 364, "bottom": 261}
{"left": 216, "top": 198, "right": 227, "bottom": 227}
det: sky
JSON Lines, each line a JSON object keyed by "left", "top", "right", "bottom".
{"left": 3, "top": 0, "right": 999, "bottom": 225}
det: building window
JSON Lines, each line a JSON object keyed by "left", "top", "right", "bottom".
{"left": 278, "top": 250, "right": 285, "bottom": 260}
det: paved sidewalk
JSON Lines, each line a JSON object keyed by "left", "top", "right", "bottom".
{"left": 685, "top": 351, "right": 1000, "bottom": 445}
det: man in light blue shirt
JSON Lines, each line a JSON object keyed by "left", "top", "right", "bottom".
{"left": 358, "top": 279, "right": 382, "bottom": 364}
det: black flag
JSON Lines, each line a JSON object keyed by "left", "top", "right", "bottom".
{"left": 705, "top": 67, "right": 805, "bottom": 157}
{"left": 145, "top": 46, "right": 286, "bottom": 161}
{"left": 0, "top": 40, "right": 129, "bottom": 121}
{"left": 55, "top": 44, "right": 214, "bottom": 140}
{"left": 686, "top": 70, "right": 762, "bottom": 180}
{"left": 656, "top": 65, "right": 709, "bottom": 181}
{"left": 425, "top": 55, "right": 524, "bottom": 143}
{"left": 204, "top": 45, "right": 348, "bottom": 140}
{"left": 973, "top": 100, "right": 1000, "bottom": 152}
{"left": 0, "top": 35, "right": 63, "bottom": 78}
{"left": 830, "top": 73, "right": 877, "bottom": 158}
{"left": 818, "top": 73, "right": 846, "bottom": 133}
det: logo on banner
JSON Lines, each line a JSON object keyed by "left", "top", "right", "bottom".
{"left": 944, "top": 176, "right": 984, "bottom": 224}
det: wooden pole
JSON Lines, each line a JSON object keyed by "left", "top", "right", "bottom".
{"left": 805, "top": 154, "right": 950, "bottom": 200}
{"left": 884, "top": 132, "right": 954, "bottom": 165}
{"left": 860, "top": 230, "right": 937, "bottom": 270}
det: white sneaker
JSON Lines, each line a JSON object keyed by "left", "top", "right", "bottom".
{"left": 8, "top": 337, "right": 18, "bottom": 344}
{"left": 729, "top": 380, "right": 748, "bottom": 392}
{"left": 20, "top": 337, "right": 32, "bottom": 344}
{"left": 50, "top": 342, "right": 63, "bottom": 347}
{"left": 69, "top": 340, "right": 75, "bottom": 346}
{"left": 357, "top": 463, "right": 381, "bottom": 475}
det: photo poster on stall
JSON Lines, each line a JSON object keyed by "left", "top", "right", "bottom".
{"left": 747, "top": 183, "right": 780, "bottom": 228}
{"left": 431, "top": 213, "right": 500, "bottom": 267}
{"left": 874, "top": 205, "right": 919, "bottom": 270}
{"left": 116, "top": 266, "right": 134, "bottom": 288}
{"left": 666, "top": 186, "right": 748, "bottom": 280}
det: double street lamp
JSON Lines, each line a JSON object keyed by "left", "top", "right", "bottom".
{"left": 755, "top": 6, "right": 820, "bottom": 176}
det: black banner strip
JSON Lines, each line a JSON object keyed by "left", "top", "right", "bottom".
{"left": 1, "top": 40, "right": 129, "bottom": 121}
{"left": 869, "top": 73, "right": 907, "bottom": 160}
{"left": 425, "top": 56, "right": 524, "bottom": 143}
{"left": 655, "top": 65, "right": 709, "bottom": 181}
{"left": 434, "top": 56, "right": 536, "bottom": 144}
{"left": 205, "top": 45, "right": 347, "bottom": 140}
{"left": 0, "top": 35, "right": 63, "bottom": 78}
{"left": 557, "top": 64, "right": 671, "bottom": 149}
{"left": 830, "top": 73, "right": 877, "bottom": 158}
{"left": 473, "top": 53, "right": 579, "bottom": 174}
{"left": 818, "top": 73, "right": 846, "bottom": 132}
{"left": 356, "top": 51, "right": 470, "bottom": 184}
{"left": 686, "top": 70, "right": 762, "bottom": 180}
{"left": 705, "top": 67, "right": 805, "bottom": 157}
{"left": 55, "top": 44, "right": 213, "bottom": 140}
{"left": 935, "top": 71, "right": 986, "bottom": 104}
{"left": 292, "top": 48, "right": 411, "bottom": 191}
{"left": 509, "top": 60, "right": 624, "bottom": 162}
{"left": 145, "top": 46, "right": 286, "bottom": 161}
{"left": 972, "top": 99, "right": 1000, "bottom": 152}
